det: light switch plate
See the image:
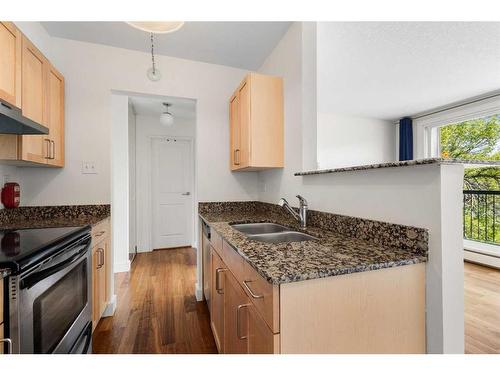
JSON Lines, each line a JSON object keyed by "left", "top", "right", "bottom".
{"left": 81, "top": 161, "right": 97, "bottom": 174}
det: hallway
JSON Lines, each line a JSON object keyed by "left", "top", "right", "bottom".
{"left": 92, "top": 248, "right": 217, "bottom": 354}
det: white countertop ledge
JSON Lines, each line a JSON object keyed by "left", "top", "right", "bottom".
{"left": 294, "top": 158, "right": 500, "bottom": 176}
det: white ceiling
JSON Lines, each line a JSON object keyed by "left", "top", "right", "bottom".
{"left": 41, "top": 21, "right": 291, "bottom": 70}
{"left": 129, "top": 95, "right": 196, "bottom": 120}
{"left": 317, "top": 22, "right": 500, "bottom": 120}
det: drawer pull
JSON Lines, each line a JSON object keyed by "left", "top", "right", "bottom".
{"left": 215, "top": 268, "right": 227, "bottom": 294}
{"left": 95, "top": 230, "right": 105, "bottom": 237}
{"left": 243, "top": 280, "right": 264, "bottom": 299}
{"left": 236, "top": 304, "right": 250, "bottom": 340}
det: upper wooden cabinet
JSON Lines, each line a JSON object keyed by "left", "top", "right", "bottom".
{"left": 0, "top": 22, "right": 22, "bottom": 108}
{"left": 229, "top": 73, "right": 284, "bottom": 171}
{"left": 46, "top": 64, "right": 65, "bottom": 167}
{"left": 0, "top": 22, "right": 65, "bottom": 168}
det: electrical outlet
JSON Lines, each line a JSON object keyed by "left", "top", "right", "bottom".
{"left": 81, "top": 161, "right": 97, "bottom": 174}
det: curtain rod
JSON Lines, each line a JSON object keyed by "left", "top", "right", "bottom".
{"left": 410, "top": 90, "right": 500, "bottom": 120}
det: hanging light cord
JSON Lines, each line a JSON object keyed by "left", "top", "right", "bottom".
{"left": 150, "top": 32, "right": 156, "bottom": 75}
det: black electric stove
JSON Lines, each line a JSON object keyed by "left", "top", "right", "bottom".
{"left": 0, "top": 225, "right": 91, "bottom": 274}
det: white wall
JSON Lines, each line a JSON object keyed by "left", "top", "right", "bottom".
{"left": 8, "top": 28, "right": 259, "bottom": 207}
{"left": 317, "top": 112, "right": 396, "bottom": 169}
{"left": 128, "top": 104, "right": 137, "bottom": 257}
{"left": 134, "top": 114, "right": 196, "bottom": 253}
{"left": 111, "top": 94, "right": 130, "bottom": 273}
{"left": 258, "top": 22, "right": 464, "bottom": 353}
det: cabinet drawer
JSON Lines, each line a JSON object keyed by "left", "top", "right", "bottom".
{"left": 92, "top": 218, "right": 110, "bottom": 245}
{"left": 210, "top": 229, "right": 223, "bottom": 255}
{"left": 242, "top": 261, "right": 279, "bottom": 333}
{"left": 220, "top": 240, "right": 245, "bottom": 284}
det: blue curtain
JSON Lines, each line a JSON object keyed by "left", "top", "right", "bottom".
{"left": 399, "top": 117, "right": 413, "bottom": 161}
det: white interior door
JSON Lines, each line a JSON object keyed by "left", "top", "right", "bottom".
{"left": 151, "top": 138, "right": 193, "bottom": 249}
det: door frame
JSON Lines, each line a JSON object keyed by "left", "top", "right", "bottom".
{"left": 147, "top": 135, "right": 196, "bottom": 251}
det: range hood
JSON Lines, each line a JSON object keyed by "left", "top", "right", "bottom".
{"left": 0, "top": 99, "right": 49, "bottom": 135}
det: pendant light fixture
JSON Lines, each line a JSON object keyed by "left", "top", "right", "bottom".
{"left": 126, "top": 22, "right": 185, "bottom": 82}
{"left": 160, "top": 103, "right": 174, "bottom": 127}
{"left": 126, "top": 22, "right": 184, "bottom": 34}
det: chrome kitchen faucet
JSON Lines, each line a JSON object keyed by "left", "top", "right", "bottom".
{"left": 278, "top": 195, "right": 308, "bottom": 229}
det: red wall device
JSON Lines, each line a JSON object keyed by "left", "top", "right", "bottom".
{"left": 1, "top": 182, "right": 20, "bottom": 208}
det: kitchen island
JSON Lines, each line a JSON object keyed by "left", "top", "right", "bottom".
{"left": 199, "top": 201, "right": 427, "bottom": 354}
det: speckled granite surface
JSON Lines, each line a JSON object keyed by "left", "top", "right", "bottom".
{"left": 294, "top": 158, "right": 500, "bottom": 176}
{"left": 199, "top": 201, "right": 428, "bottom": 284}
{"left": 0, "top": 205, "right": 110, "bottom": 229}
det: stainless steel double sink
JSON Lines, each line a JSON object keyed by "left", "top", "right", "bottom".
{"left": 230, "top": 222, "right": 318, "bottom": 243}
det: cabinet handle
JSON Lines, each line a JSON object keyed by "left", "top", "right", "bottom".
{"left": 97, "top": 248, "right": 104, "bottom": 268}
{"left": 243, "top": 280, "right": 264, "bottom": 299}
{"left": 215, "top": 268, "right": 226, "bottom": 294}
{"left": 44, "top": 139, "right": 51, "bottom": 159}
{"left": 236, "top": 304, "right": 250, "bottom": 340}
{"left": 95, "top": 230, "right": 105, "bottom": 237}
{"left": 51, "top": 140, "right": 55, "bottom": 159}
{"left": 0, "top": 338, "right": 12, "bottom": 354}
{"left": 234, "top": 149, "right": 240, "bottom": 165}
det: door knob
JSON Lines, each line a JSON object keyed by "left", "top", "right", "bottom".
{"left": 182, "top": 192, "right": 191, "bottom": 196}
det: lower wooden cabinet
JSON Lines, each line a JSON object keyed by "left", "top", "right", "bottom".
{"left": 210, "top": 248, "right": 225, "bottom": 352}
{"left": 247, "top": 303, "right": 278, "bottom": 354}
{"left": 210, "top": 240, "right": 278, "bottom": 354}
{"left": 206, "top": 222, "right": 426, "bottom": 354}
{"left": 91, "top": 219, "right": 111, "bottom": 330}
{"left": 223, "top": 270, "right": 250, "bottom": 354}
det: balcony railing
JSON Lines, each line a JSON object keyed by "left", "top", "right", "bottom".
{"left": 463, "top": 190, "right": 500, "bottom": 245}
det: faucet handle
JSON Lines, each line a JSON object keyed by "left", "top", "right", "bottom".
{"left": 278, "top": 198, "right": 288, "bottom": 207}
{"left": 296, "top": 195, "right": 308, "bottom": 207}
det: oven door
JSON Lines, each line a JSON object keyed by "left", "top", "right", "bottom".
{"left": 14, "top": 234, "right": 92, "bottom": 354}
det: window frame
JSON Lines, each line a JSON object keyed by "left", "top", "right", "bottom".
{"left": 413, "top": 96, "right": 500, "bottom": 159}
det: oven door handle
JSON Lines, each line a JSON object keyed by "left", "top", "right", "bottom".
{"left": 21, "top": 244, "right": 89, "bottom": 290}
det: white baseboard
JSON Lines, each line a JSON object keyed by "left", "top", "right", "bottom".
{"left": 102, "top": 294, "right": 117, "bottom": 317}
{"left": 463, "top": 240, "right": 500, "bottom": 268}
{"left": 114, "top": 260, "right": 131, "bottom": 273}
{"left": 464, "top": 250, "right": 500, "bottom": 269}
{"left": 195, "top": 282, "right": 203, "bottom": 302}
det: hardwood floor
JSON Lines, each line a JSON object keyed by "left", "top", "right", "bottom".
{"left": 465, "top": 261, "right": 500, "bottom": 354}
{"left": 92, "top": 247, "right": 217, "bottom": 354}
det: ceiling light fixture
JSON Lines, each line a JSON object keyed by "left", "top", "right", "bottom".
{"left": 126, "top": 22, "right": 184, "bottom": 34}
{"left": 126, "top": 22, "right": 185, "bottom": 82}
{"left": 160, "top": 103, "right": 174, "bottom": 127}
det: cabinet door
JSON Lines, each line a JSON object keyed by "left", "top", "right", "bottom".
{"left": 92, "top": 246, "right": 100, "bottom": 329}
{"left": 224, "top": 271, "right": 250, "bottom": 354}
{"left": 19, "top": 35, "right": 48, "bottom": 164}
{"left": 248, "top": 304, "right": 277, "bottom": 354}
{"left": 97, "top": 245, "right": 106, "bottom": 318}
{"left": 0, "top": 22, "right": 21, "bottom": 108}
{"left": 210, "top": 249, "right": 226, "bottom": 352}
{"left": 238, "top": 80, "right": 250, "bottom": 168}
{"left": 229, "top": 94, "right": 241, "bottom": 170}
{"left": 104, "top": 235, "right": 111, "bottom": 303}
{"left": 46, "top": 64, "right": 65, "bottom": 167}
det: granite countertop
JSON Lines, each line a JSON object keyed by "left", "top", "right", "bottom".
{"left": 295, "top": 158, "right": 500, "bottom": 176}
{"left": 199, "top": 203, "right": 428, "bottom": 285}
{"left": 0, "top": 205, "right": 110, "bottom": 230}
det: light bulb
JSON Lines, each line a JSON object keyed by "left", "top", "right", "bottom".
{"left": 160, "top": 112, "right": 174, "bottom": 127}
